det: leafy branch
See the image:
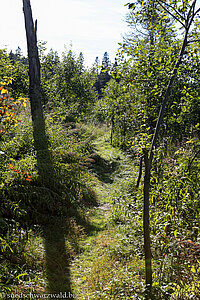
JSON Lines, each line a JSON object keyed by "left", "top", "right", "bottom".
{"left": 157, "top": 0, "right": 186, "bottom": 27}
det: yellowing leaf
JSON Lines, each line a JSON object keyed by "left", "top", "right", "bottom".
{"left": 191, "top": 266, "right": 196, "bottom": 273}
{"left": 7, "top": 78, "right": 13, "bottom": 84}
{"left": 1, "top": 88, "right": 8, "bottom": 94}
{"left": 186, "top": 139, "right": 195, "bottom": 144}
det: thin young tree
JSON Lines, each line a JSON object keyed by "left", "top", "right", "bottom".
{"left": 128, "top": 0, "right": 200, "bottom": 297}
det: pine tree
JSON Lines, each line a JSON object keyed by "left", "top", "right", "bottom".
{"left": 94, "top": 52, "right": 111, "bottom": 96}
{"left": 78, "top": 52, "right": 84, "bottom": 73}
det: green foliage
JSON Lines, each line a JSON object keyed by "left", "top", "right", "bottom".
{"left": 0, "top": 85, "right": 98, "bottom": 293}
{"left": 92, "top": 1, "right": 200, "bottom": 297}
{"left": 41, "top": 48, "right": 97, "bottom": 121}
{"left": 93, "top": 52, "right": 112, "bottom": 96}
{"left": 100, "top": 0, "right": 200, "bottom": 151}
{"left": 1, "top": 0, "right": 200, "bottom": 295}
{"left": 0, "top": 48, "right": 28, "bottom": 99}
{"left": 109, "top": 136, "right": 200, "bottom": 298}
{"left": 70, "top": 133, "right": 146, "bottom": 299}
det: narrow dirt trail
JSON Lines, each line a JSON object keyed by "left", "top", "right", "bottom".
{"left": 70, "top": 132, "right": 138, "bottom": 299}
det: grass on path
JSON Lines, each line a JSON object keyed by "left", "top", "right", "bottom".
{"left": 70, "top": 128, "right": 145, "bottom": 300}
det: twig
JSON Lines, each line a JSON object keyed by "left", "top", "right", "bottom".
{"left": 187, "top": 149, "right": 200, "bottom": 173}
{"left": 158, "top": 0, "right": 186, "bottom": 22}
{"left": 187, "top": 39, "right": 200, "bottom": 44}
{"left": 136, "top": 155, "right": 143, "bottom": 189}
{"left": 157, "top": 0, "right": 185, "bottom": 28}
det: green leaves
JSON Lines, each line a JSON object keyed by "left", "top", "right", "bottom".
{"left": 128, "top": 3, "right": 136, "bottom": 9}
{"left": 125, "top": 3, "right": 135, "bottom": 9}
{"left": 181, "top": 105, "right": 187, "bottom": 113}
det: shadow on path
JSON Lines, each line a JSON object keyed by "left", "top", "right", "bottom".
{"left": 42, "top": 220, "right": 71, "bottom": 294}
{"left": 86, "top": 152, "right": 119, "bottom": 184}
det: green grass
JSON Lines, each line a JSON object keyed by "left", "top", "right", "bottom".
{"left": 8, "top": 123, "right": 199, "bottom": 299}
{"left": 70, "top": 125, "right": 146, "bottom": 299}
{"left": 69, "top": 126, "right": 200, "bottom": 300}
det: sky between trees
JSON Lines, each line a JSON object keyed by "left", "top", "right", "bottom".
{"left": 0, "top": 0, "right": 128, "bottom": 66}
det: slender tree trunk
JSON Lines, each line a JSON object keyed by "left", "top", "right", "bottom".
{"left": 123, "top": 115, "right": 126, "bottom": 147}
{"left": 22, "top": 0, "right": 72, "bottom": 293}
{"left": 142, "top": 2, "right": 196, "bottom": 294}
{"left": 111, "top": 113, "right": 114, "bottom": 145}
{"left": 149, "top": 28, "right": 189, "bottom": 164}
{"left": 143, "top": 151, "right": 152, "bottom": 298}
{"left": 136, "top": 155, "right": 143, "bottom": 189}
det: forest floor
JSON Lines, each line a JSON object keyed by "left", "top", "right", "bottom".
{"left": 8, "top": 125, "right": 146, "bottom": 299}
{"left": 4, "top": 123, "right": 200, "bottom": 299}
{"left": 70, "top": 128, "right": 145, "bottom": 299}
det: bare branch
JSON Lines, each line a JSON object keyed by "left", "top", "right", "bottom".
{"left": 187, "top": 39, "right": 200, "bottom": 44}
{"left": 149, "top": 25, "right": 190, "bottom": 164}
{"left": 194, "top": 7, "right": 200, "bottom": 17}
{"left": 136, "top": 155, "right": 143, "bottom": 189}
{"left": 158, "top": 0, "right": 186, "bottom": 21}
{"left": 186, "top": 0, "right": 196, "bottom": 27}
{"left": 160, "top": 0, "right": 185, "bottom": 20}
{"left": 157, "top": 0, "right": 186, "bottom": 28}
{"left": 182, "top": 0, "right": 187, "bottom": 19}
{"left": 187, "top": 149, "right": 200, "bottom": 173}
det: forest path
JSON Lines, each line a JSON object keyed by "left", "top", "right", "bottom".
{"left": 70, "top": 128, "right": 138, "bottom": 299}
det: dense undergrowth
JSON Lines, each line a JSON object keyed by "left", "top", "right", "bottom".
{"left": 110, "top": 139, "right": 200, "bottom": 299}
{"left": 1, "top": 2, "right": 200, "bottom": 296}
{"left": 0, "top": 102, "right": 99, "bottom": 294}
{"left": 0, "top": 103, "right": 200, "bottom": 298}
{"left": 0, "top": 77, "right": 199, "bottom": 298}
{"left": 69, "top": 131, "right": 200, "bottom": 300}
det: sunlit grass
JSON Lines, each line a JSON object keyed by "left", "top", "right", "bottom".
{"left": 70, "top": 125, "right": 143, "bottom": 299}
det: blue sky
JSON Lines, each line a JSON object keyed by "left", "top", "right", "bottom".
{"left": 0, "top": 0, "right": 128, "bottom": 66}
{"left": 1, "top": 0, "right": 199, "bottom": 67}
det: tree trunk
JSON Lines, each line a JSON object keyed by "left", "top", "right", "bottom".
{"left": 143, "top": 151, "right": 152, "bottom": 299}
{"left": 22, "top": 0, "right": 72, "bottom": 293}
{"left": 142, "top": 2, "right": 196, "bottom": 294}
{"left": 111, "top": 113, "right": 114, "bottom": 145}
{"left": 136, "top": 155, "right": 143, "bottom": 189}
{"left": 23, "top": 0, "right": 52, "bottom": 185}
